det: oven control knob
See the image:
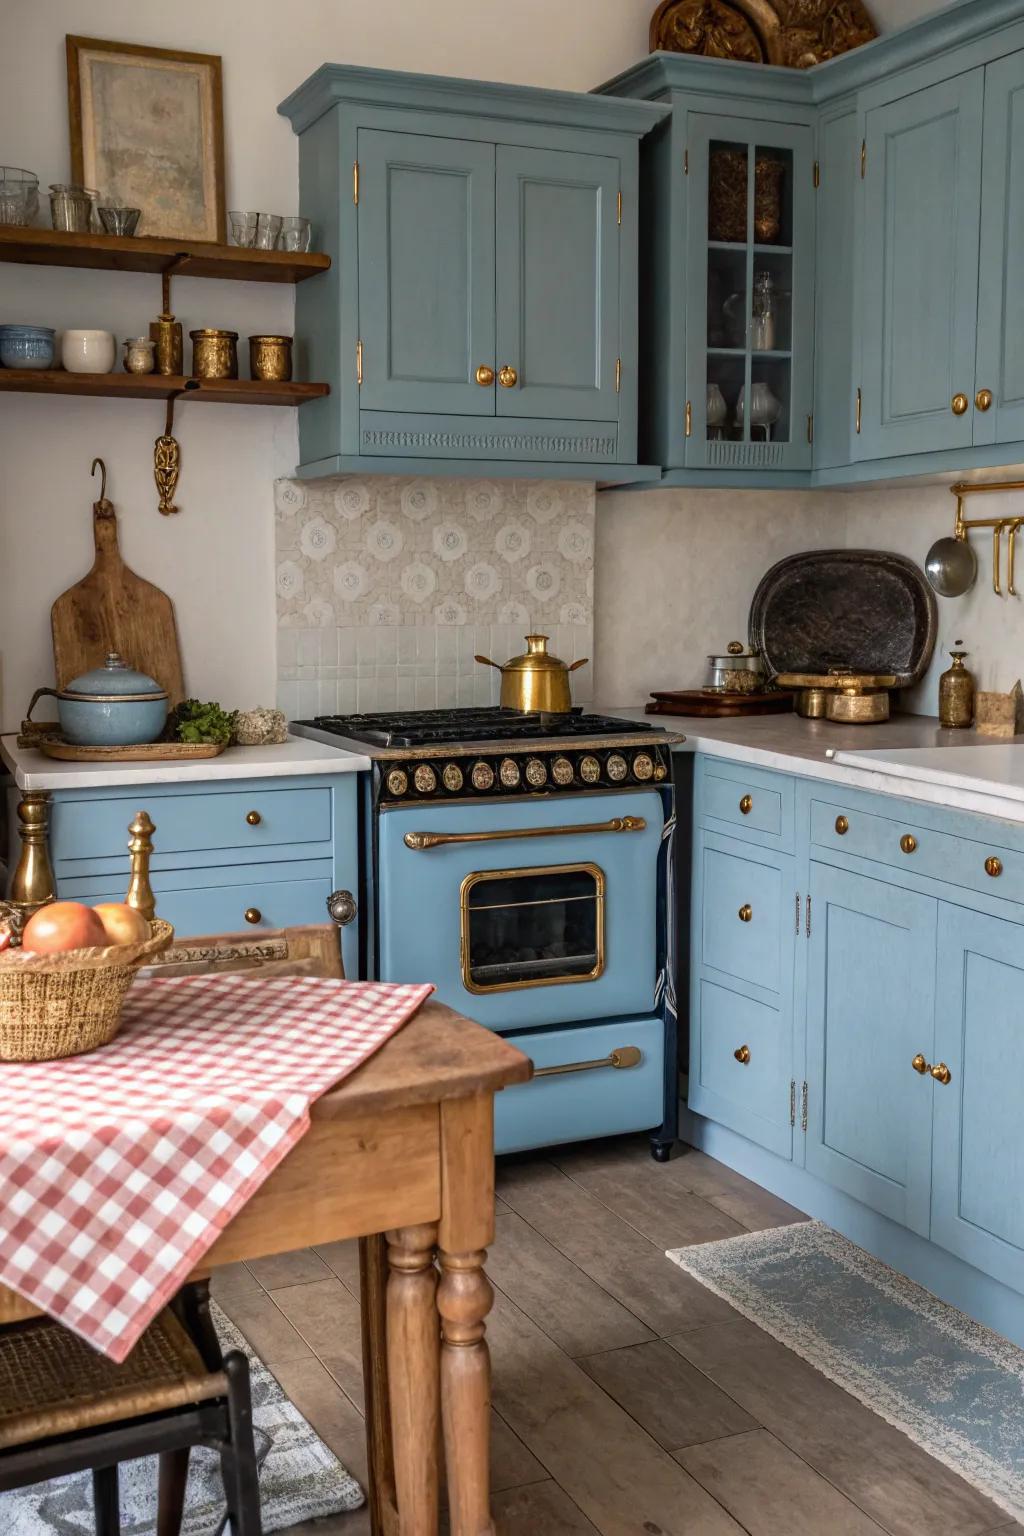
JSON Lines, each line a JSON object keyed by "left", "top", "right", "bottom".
{"left": 654, "top": 759, "right": 667, "bottom": 781}
{"left": 606, "top": 753, "right": 628, "bottom": 783}
{"left": 499, "top": 757, "right": 521, "bottom": 788}
{"left": 632, "top": 752, "right": 655, "bottom": 781}
{"left": 579, "top": 755, "right": 601, "bottom": 784}
{"left": 413, "top": 763, "right": 437, "bottom": 795}
{"left": 442, "top": 762, "right": 464, "bottom": 793}
{"left": 385, "top": 768, "right": 409, "bottom": 797}
{"left": 551, "top": 755, "right": 574, "bottom": 787}
{"left": 471, "top": 760, "right": 495, "bottom": 791}
{"left": 524, "top": 756, "right": 548, "bottom": 788}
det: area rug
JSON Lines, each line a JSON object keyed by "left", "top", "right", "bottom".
{"left": 667, "top": 1220, "right": 1024, "bottom": 1524}
{"left": 0, "top": 1300, "right": 364, "bottom": 1535}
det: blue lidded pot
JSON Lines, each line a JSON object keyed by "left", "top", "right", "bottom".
{"left": 27, "top": 653, "right": 168, "bottom": 746}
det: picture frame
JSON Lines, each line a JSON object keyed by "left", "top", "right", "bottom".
{"left": 66, "top": 34, "right": 226, "bottom": 244}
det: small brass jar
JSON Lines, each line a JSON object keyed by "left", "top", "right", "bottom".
{"left": 150, "top": 313, "right": 183, "bottom": 376}
{"left": 190, "top": 328, "right": 238, "bottom": 380}
{"left": 249, "top": 334, "right": 293, "bottom": 382}
{"left": 939, "top": 647, "right": 975, "bottom": 729}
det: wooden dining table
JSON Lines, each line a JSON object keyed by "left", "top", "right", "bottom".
{"left": 0, "top": 1000, "right": 531, "bottom": 1536}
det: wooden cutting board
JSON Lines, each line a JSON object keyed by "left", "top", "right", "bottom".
{"left": 51, "top": 490, "right": 185, "bottom": 706}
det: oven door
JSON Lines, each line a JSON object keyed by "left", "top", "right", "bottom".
{"left": 377, "top": 790, "right": 664, "bottom": 1030}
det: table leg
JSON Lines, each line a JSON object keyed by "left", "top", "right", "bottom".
{"left": 386, "top": 1222, "right": 440, "bottom": 1535}
{"left": 360, "top": 1233, "right": 396, "bottom": 1535}
{"left": 437, "top": 1094, "right": 495, "bottom": 1536}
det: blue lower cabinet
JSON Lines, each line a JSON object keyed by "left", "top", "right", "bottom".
{"left": 689, "top": 979, "right": 791, "bottom": 1160}
{"left": 494, "top": 1016, "right": 664, "bottom": 1155}
{"left": 931, "top": 904, "right": 1024, "bottom": 1290}
{"left": 72, "top": 877, "right": 335, "bottom": 938}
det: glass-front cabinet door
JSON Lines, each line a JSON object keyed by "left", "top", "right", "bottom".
{"left": 685, "top": 114, "right": 815, "bottom": 471}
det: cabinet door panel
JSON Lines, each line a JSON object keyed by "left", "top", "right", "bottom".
{"left": 495, "top": 145, "right": 620, "bottom": 422}
{"left": 358, "top": 129, "right": 495, "bottom": 415}
{"left": 702, "top": 846, "right": 784, "bottom": 994}
{"left": 932, "top": 906, "right": 1024, "bottom": 1291}
{"left": 860, "top": 72, "right": 984, "bottom": 459}
{"left": 975, "top": 50, "right": 1024, "bottom": 447}
{"left": 805, "top": 864, "right": 936, "bottom": 1235}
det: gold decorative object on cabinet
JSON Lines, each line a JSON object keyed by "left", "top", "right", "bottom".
{"left": 734, "top": 1044, "right": 751, "bottom": 1064}
{"left": 125, "top": 810, "right": 157, "bottom": 921}
{"left": 246, "top": 810, "right": 262, "bottom": 826}
{"left": 738, "top": 904, "right": 753, "bottom": 922}
{"left": 976, "top": 388, "right": 994, "bottom": 411}
{"left": 498, "top": 365, "right": 518, "bottom": 388}
{"left": 739, "top": 794, "right": 753, "bottom": 814}
{"left": 648, "top": 0, "right": 876, "bottom": 67}
{"left": 475, "top": 365, "right": 495, "bottom": 386}
{"left": 938, "top": 645, "right": 975, "bottom": 729}
{"left": 951, "top": 392, "right": 969, "bottom": 415}
{"left": 911, "top": 1053, "right": 928, "bottom": 1075}
{"left": 985, "top": 855, "right": 1003, "bottom": 878}
{"left": 900, "top": 833, "right": 918, "bottom": 855}
{"left": 835, "top": 815, "right": 849, "bottom": 835}
{"left": 244, "top": 907, "right": 262, "bottom": 925}
{"left": 190, "top": 328, "right": 238, "bottom": 380}
{"left": 931, "top": 1062, "right": 952, "bottom": 1085}
{"left": 249, "top": 334, "right": 293, "bottom": 382}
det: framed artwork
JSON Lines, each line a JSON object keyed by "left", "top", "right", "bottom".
{"left": 66, "top": 34, "right": 226, "bottom": 243}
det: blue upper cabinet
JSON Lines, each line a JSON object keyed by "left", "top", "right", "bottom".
{"left": 279, "top": 66, "right": 666, "bottom": 483}
{"left": 975, "top": 48, "right": 1024, "bottom": 447}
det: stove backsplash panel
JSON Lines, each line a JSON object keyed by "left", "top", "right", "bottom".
{"left": 276, "top": 475, "right": 594, "bottom": 717}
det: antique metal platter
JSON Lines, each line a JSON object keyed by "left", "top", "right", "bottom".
{"left": 750, "top": 550, "right": 937, "bottom": 687}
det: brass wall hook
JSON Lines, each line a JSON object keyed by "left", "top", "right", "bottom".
{"left": 949, "top": 481, "right": 1024, "bottom": 599}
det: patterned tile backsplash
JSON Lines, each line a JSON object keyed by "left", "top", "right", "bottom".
{"left": 276, "top": 475, "right": 595, "bottom": 717}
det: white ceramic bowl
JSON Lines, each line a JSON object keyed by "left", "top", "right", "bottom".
{"left": 61, "top": 329, "right": 116, "bottom": 374}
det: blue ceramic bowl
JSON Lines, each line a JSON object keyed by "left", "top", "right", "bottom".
{"left": 0, "top": 325, "right": 56, "bottom": 369}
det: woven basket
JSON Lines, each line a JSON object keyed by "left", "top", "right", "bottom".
{"left": 0, "top": 919, "right": 174, "bottom": 1062}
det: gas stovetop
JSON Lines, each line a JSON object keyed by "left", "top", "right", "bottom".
{"left": 293, "top": 707, "right": 666, "bottom": 750}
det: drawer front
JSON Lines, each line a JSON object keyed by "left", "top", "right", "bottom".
{"left": 494, "top": 1016, "right": 664, "bottom": 1155}
{"left": 78, "top": 878, "right": 333, "bottom": 937}
{"left": 700, "top": 760, "right": 794, "bottom": 848}
{"left": 52, "top": 788, "right": 332, "bottom": 864}
{"left": 810, "top": 798, "right": 1024, "bottom": 904}
{"left": 702, "top": 845, "right": 784, "bottom": 994}
{"left": 689, "top": 979, "right": 791, "bottom": 1159}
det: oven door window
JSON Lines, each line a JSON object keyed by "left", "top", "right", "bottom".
{"left": 460, "top": 862, "right": 605, "bottom": 993}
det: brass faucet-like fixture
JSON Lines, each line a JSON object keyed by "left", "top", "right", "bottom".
{"left": 950, "top": 480, "right": 1024, "bottom": 598}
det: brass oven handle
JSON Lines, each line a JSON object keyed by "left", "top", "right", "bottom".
{"left": 404, "top": 816, "right": 647, "bottom": 850}
{"left": 533, "top": 1045, "right": 642, "bottom": 1078}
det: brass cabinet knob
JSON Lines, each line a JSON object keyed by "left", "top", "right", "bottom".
{"left": 985, "top": 855, "right": 1003, "bottom": 877}
{"left": 498, "top": 364, "right": 518, "bottom": 388}
{"left": 327, "top": 889, "right": 358, "bottom": 926}
{"left": 835, "top": 815, "right": 849, "bottom": 835}
{"left": 246, "top": 810, "right": 262, "bottom": 826}
{"left": 734, "top": 1044, "right": 751, "bottom": 1065}
{"left": 900, "top": 833, "right": 917, "bottom": 854}
{"left": 975, "top": 388, "right": 993, "bottom": 412}
{"left": 244, "top": 907, "right": 262, "bottom": 925}
{"left": 930, "top": 1062, "right": 952, "bottom": 1085}
{"left": 951, "top": 393, "right": 969, "bottom": 415}
{"left": 475, "top": 364, "right": 495, "bottom": 386}
{"left": 739, "top": 794, "right": 753, "bottom": 815}
{"left": 738, "top": 904, "right": 753, "bottom": 922}
{"left": 912, "top": 1053, "right": 928, "bottom": 1074}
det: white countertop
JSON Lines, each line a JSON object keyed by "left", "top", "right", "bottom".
{"left": 0, "top": 735, "right": 371, "bottom": 791}
{"left": 599, "top": 705, "right": 1024, "bottom": 824}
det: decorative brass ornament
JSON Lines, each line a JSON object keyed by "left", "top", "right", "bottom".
{"left": 154, "top": 430, "right": 181, "bottom": 516}
{"left": 649, "top": 0, "right": 876, "bottom": 69}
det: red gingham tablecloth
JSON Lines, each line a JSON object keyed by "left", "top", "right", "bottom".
{"left": 0, "top": 974, "right": 433, "bottom": 1360}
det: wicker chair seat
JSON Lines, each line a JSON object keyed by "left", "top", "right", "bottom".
{"left": 0, "top": 1308, "right": 226, "bottom": 1450}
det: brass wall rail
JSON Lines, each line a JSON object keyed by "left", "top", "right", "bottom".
{"left": 950, "top": 480, "right": 1024, "bottom": 597}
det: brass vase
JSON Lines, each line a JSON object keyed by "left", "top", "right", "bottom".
{"left": 190, "top": 328, "right": 239, "bottom": 380}
{"left": 939, "top": 648, "right": 975, "bottom": 728}
{"left": 249, "top": 334, "right": 293, "bottom": 382}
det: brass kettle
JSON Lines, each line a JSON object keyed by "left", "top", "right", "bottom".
{"left": 475, "top": 634, "right": 588, "bottom": 714}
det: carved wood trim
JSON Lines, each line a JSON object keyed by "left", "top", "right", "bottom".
{"left": 650, "top": 0, "right": 877, "bottom": 68}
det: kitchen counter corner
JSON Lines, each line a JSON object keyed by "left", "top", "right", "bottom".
{"left": 0, "top": 734, "right": 371, "bottom": 791}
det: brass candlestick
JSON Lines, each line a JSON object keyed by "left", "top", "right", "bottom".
{"left": 125, "top": 810, "right": 157, "bottom": 921}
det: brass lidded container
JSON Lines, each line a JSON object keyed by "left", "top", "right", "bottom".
{"left": 475, "top": 634, "right": 589, "bottom": 714}
{"left": 190, "top": 328, "right": 239, "bottom": 380}
{"left": 150, "top": 312, "right": 183, "bottom": 375}
{"left": 249, "top": 334, "right": 293, "bottom": 382}
{"left": 939, "top": 644, "right": 975, "bottom": 729}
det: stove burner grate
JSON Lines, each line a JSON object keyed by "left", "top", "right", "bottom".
{"left": 295, "top": 706, "right": 663, "bottom": 749}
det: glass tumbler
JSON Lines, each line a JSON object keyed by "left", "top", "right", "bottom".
{"left": 279, "top": 216, "right": 312, "bottom": 253}
{"left": 254, "top": 213, "right": 283, "bottom": 250}
{"left": 228, "top": 210, "right": 258, "bottom": 247}
{"left": 49, "top": 184, "right": 97, "bottom": 232}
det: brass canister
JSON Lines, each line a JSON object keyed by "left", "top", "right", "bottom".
{"left": 939, "top": 648, "right": 975, "bottom": 728}
{"left": 249, "top": 334, "right": 293, "bottom": 382}
{"left": 149, "top": 313, "right": 183, "bottom": 376}
{"left": 190, "top": 328, "right": 238, "bottom": 380}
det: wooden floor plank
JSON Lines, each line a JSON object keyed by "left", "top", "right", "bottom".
{"left": 661, "top": 1144, "right": 808, "bottom": 1230}
{"left": 269, "top": 1353, "right": 371, "bottom": 1491}
{"left": 553, "top": 1146, "right": 749, "bottom": 1248}
{"left": 314, "top": 1238, "right": 362, "bottom": 1297}
{"left": 214, "top": 1285, "right": 313, "bottom": 1366}
{"left": 271, "top": 1277, "right": 365, "bottom": 1405}
{"left": 578, "top": 1339, "right": 757, "bottom": 1449}
{"left": 247, "top": 1247, "right": 333, "bottom": 1290}
{"left": 488, "top": 1209, "right": 656, "bottom": 1357}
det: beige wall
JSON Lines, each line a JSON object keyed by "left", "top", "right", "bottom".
{"left": 0, "top": 0, "right": 952, "bottom": 730}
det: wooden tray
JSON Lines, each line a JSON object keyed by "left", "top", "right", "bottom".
{"left": 646, "top": 689, "right": 794, "bottom": 718}
{"left": 38, "top": 741, "right": 226, "bottom": 763}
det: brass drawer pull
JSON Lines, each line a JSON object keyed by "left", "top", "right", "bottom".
{"left": 951, "top": 392, "right": 969, "bottom": 415}
{"left": 738, "top": 904, "right": 753, "bottom": 922}
{"left": 975, "top": 388, "right": 993, "bottom": 411}
{"left": 246, "top": 810, "right": 262, "bottom": 826}
{"left": 835, "top": 815, "right": 849, "bottom": 835}
{"left": 475, "top": 364, "right": 495, "bottom": 386}
{"left": 900, "top": 833, "right": 917, "bottom": 854}
{"left": 533, "top": 1045, "right": 642, "bottom": 1079}
{"left": 739, "top": 794, "right": 753, "bottom": 815}
{"left": 985, "top": 855, "right": 1003, "bottom": 878}
{"left": 734, "top": 1044, "right": 751, "bottom": 1065}
{"left": 912, "top": 1053, "right": 952, "bottom": 1085}
{"left": 404, "top": 816, "right": 645, "bottom": 851}
{"left": 244, "top": 907, "right": 262, "bottom": 925}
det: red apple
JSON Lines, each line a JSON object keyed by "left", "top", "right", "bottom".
{"left": 92, "top": 903, "right": 151, "bottom": 946}
{"left": 21, "top": 901, "right": 107, "bottom": 955}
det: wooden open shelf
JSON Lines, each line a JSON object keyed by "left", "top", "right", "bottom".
{"left": 0, "top": 226, "right": 330, "bottom": 283}
{"left": 0, "top": 370, "right": 329, "bottom": 407}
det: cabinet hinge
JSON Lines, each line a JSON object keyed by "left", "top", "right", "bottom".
{"left": 855, "top": 386, "right": 863, "bottom": 435}
{"left": 789, "top": 1079, "right": 797, "bottom": 1127}
{"left": 615, "top": 357, "right": 622, "bottom": 393}
{"left": 617, "top": 189, "right": 622, "bottom": 226}
{"left": 356, "top": 339, "right": 363, "bottom": 387}
{"left": 813, "top": 158, "right": 820, "bottom": 189}
{"left": 807, "top": 412, "right": 814, "bottom": 445}
{"left": 805, "top": 893, "right": 812, "bottom": 937}
{"left": 684, "top": 147, "right": 689, "bottom": 175}
{"left": 353, "top": 160, "right": 360, "bottom": 205}
{"left": 801, "top": 1081, "right": 809, "bottom": 1133}
{"left": 860, "top": 139, "right": 866, "bottom": 178}
{"left": 795, "top": 891, "right": 801, "bottom": 935}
